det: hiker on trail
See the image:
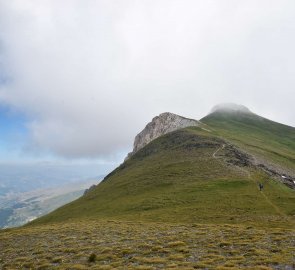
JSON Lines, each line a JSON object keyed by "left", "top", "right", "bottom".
{"left": 259, "top": 183, "right": 264, "bottom": 191}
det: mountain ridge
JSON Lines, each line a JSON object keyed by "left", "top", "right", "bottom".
{"left": 29, "top": 104, "right": 295, "bottom": 227}
{"left": 122, "top": 105, "right": 295, "bottom": 189}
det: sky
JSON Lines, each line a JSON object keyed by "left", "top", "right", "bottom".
{"left": 0, "top": 0, "right": 295, "bottom": 166}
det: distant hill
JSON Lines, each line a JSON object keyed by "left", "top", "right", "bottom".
{"left": 31, "top": 104, "right": 295, "bottom": 227}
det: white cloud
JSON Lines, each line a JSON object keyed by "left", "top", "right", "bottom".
{"left": 0, "top": 0, "right": 294, "bottom": 158}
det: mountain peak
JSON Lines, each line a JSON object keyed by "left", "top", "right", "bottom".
{"left": 126, "top": 112, "right": 200, "bottom": 159}
{"left": 210, "top": 103, "right": 252, "bottom": 114}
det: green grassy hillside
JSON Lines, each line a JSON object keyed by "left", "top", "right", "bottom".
{"left": 31, "top": 112, "right": 295, "bottom": 227}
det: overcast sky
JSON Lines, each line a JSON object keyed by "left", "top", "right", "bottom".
{"left": 0, "top": 0, "right": 294, "bottom": 162}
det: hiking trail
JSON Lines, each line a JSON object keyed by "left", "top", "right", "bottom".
{"left": 212, "top": 143, "right": 285, "bottom": 217}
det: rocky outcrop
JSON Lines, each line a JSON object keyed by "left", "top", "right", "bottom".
{"left": 83, "top": 184, "right": 97, "bottom": 195}
{"left": 216, "top": 143, "right": 295, "bottom": 189}
{"left": 126, "top": 112, "right": 200, "bottom": 159}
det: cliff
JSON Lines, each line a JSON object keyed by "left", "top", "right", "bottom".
{"left": 126, "top": 112, "right": 200, "bottom": 159}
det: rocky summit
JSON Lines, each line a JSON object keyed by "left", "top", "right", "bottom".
{"left": 126, "top": 112, "right": 200, "bottom": 159}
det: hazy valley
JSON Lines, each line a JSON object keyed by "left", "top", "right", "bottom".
{"left": 0, "top": 178, "right": 100, "bottom": 228}
{"left": 0, "top": 162, "right": 113, "bottom": 228}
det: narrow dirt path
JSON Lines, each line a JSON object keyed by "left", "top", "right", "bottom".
{"left": 246, "top": 173, "right": 285, "bottom": 216}
{"left": 260, "top": 191, "right": 285, "bottom": 216}
{"left": 212, "top": 143, "right": 285, "bottom": 217}
{"left": 245, "top": 172, "right": 285, "bottom": 216}
{"left": 212, "top": 144, "right": 225, "bottom": 158}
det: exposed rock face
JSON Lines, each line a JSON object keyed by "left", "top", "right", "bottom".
{"left": 126, "top": 112, "right": 200, "bottom": 159}
{"left": 83, "top": 184, "right": 97, "bottom": 196}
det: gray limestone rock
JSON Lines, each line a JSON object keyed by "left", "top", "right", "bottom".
{"left": 126, "top": 112, "right": 200, "bottom": 160}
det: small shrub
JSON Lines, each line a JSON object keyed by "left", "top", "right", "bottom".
{"left": 88, "top": 253, "right": 96, "bottom": 263}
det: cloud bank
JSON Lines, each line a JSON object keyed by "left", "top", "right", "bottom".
{"left": 0, "top": 0, "right": 294, "bottom": 159}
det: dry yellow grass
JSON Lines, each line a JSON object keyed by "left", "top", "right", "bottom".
{"left": 0, "top": 220, "right": 294, "bottom": 269}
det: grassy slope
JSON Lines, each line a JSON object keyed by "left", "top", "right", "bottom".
{"left": 31, "top": 120, "right": 295, "bottom": 228}
{"left": 201, "top": 111, "right": 295, "bottom": 174}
